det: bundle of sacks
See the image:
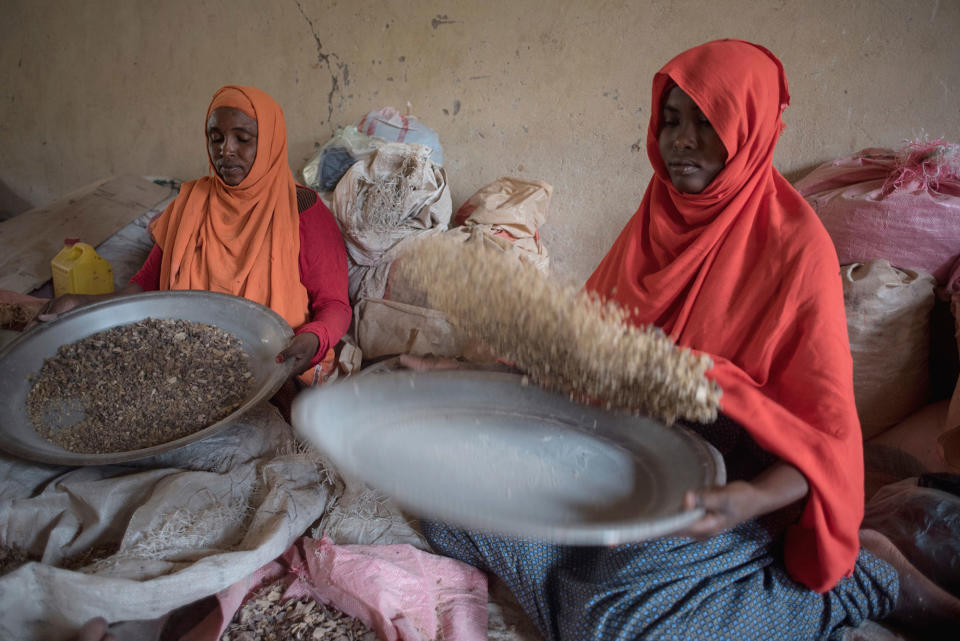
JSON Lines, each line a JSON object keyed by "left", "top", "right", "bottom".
{"left": 303, "top": 106, "right": 552, "bottom": 367}
{"left": 795, "top": 139, "right": 960, "bottom": 495}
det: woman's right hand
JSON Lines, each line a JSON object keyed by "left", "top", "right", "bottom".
{"left": 37, "top": 294, "right": 92, "bottom": 320}
{"left": 26, "top": 284, "right": 143, "bottom": 330}
{"left": 25, "top": 294, "right": 94, "bottom": 329}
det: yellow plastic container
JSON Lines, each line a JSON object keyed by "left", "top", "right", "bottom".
{"left": 51, "top": 240, "right": 115, "bottom": 297}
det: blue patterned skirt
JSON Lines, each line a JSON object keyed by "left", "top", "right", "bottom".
{"left": 422, "top": 417, "right": 898, "bottom": 641}
{"left": 423, "top": 518, "right": 896, "bottom": 641}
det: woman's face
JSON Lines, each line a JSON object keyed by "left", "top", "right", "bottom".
{"left": 207, "top": 107, "right": 258, "bottom": 186}
{"left": 657, "top": 86, "right": 727, "bottom": 194}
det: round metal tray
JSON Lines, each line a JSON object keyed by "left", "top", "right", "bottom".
{"left": 0, "top": 290, "right": 294, "bottom": 466}
{"left": 293, "top": 370, "right": 725, "bottom": 545}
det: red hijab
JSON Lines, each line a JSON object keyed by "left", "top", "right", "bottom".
{"left": 586, "top": 40, "right": 862, "bottom": 592}
{"left": 150, "top": 85, "right": 310, "bottom": 328}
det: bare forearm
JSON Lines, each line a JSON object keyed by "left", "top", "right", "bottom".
{"left": 86, "top": 282, "right": 144, "bottom": 303}
{"left": 32, "top": 282, "right": 144, "bottom": 327}
{"left": 750, "top": 460, "right": 808, "bottom": 516}
{"left": 680, "top": 459, "right": 808, "bottom": 539}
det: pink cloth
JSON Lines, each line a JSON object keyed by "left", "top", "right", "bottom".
{"left": 794, "top": 143, "right": 960, "bottom": 291}
{"left": 181, "top": 537, "right": 488, "bottom": 641}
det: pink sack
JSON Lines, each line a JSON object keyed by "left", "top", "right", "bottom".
{"left": 183, "top": 536, "right": 488, "bottom": 641}
{"left": 794, "top": 141, "right": 960, "bottom": 291}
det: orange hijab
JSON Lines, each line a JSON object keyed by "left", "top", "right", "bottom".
{"left": 150, "top": 85, "right": 310, "bottom": 329}
{"left": 586, "top": 40, "right": 862, "bottom": 592}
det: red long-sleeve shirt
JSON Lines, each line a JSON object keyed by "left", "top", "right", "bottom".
{"left": 132, "top": 191, "right": 351, "bottom": 367}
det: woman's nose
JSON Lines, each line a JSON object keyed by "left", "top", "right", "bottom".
{"left": 673, "top": 122, "right": 698, "bottom": 151}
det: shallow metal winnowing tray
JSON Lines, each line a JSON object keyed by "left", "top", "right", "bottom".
{"left": 0, "top": 290, "right": 294, "bottom": 466}
{"left": 294, "top": 370, "right": 725, "bottom": 545}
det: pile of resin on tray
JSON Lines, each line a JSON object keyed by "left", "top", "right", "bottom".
{"left": 394, "top": 236, "right": 721, "bottom": 424}
{"left": 221, "top": 580, "right": 375, "bottom": 641}
{"left": 27, "top": 318, "right": 254, "bottom": 453}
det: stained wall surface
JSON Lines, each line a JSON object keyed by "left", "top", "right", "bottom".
{"left": 2, "top": 0, "right": 958, "bottom": 282}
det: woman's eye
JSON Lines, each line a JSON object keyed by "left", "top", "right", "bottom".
{"left": 209, "top": 134, "right": 223, "bottom": 144}
{"left": 662, "top": 119, "right": 679, "bottom": 127}
{"left": 237, "top": 137, "right": 251, "bottom": 144}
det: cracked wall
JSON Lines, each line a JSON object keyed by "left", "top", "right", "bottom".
{"left": 2, "top": 0, "right": 958, "bottom": 282}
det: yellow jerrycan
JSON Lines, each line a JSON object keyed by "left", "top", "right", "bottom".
{"left": 51, "top": 238, "right": 115, "bottom": 297}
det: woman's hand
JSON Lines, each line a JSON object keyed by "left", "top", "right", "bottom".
{"left": 276, "top": 332, "right": 320, "bottom": 374}
{"left": 677, "top": 460, "right": 809, "bottom": 539}
{"left": 73, "top": 618, "right": 116, "bottom": 641}
{"left": 30, "top": 293, "right": 94, "bottom": 326}
{"left": 26, "top": 283, "right": 143, "bottom": 330}
{"left": 678, "top": 481, "right": 761, "bottom": 539}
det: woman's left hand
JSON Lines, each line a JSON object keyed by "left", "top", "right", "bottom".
{"left": 677, "top": 482, "right": 760, "bottom": 539}
{"left": 276, "top": 332, "right": 320, "bottom": 374}
{"left": 677, "top": 460, "right": 809, "bottom": 540}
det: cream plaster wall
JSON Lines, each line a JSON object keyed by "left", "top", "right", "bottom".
{"left": 2, "top": 0, "right": 958, "bottom": 282}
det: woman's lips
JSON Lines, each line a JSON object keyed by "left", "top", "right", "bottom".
{"left": 667, "top": 161, "right": 701, "bottom": 175}
{"left": 218, "top": 166, "right": 245, "bottom": 181}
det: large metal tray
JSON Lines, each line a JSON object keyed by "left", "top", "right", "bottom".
{"left": 0, "top": 290, "right": 294, "bottom": 466}
{"left": 293, "top": 370, "right": 725, "bottom": 545}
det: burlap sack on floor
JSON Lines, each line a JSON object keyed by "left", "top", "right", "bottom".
{"left": 843, "top": 260, "right": 935, "bottom": 438}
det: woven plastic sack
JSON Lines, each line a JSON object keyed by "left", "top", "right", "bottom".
{"left": 0, "top": 404, "right": 336, "bottom": 641}
{"left": 183, "top": 536, "right": 487, "bottom": 641}
{"left": 357, "top": 107, "right": 443, "bottom": 165}
{"left": 451, "top": 177, "right": 552, "bottom": 273}
{"left": 332, "top": 142, "right": 451, "bottom": 303}
{"left": 301, "top": 126, "right": 384, "bottom": 193}
{"left": 795, "top": 141, "right": 960, "bottom": 290}
{"left": 843, "top": 260, "right": 936, "bottom": 438}
{"left": 353, "top": 297, "right": 462, "bottom": 360}
{"left": 386, "top": 226, "right": 526, "bottom": 309}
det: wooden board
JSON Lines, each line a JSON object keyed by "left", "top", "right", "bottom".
{"left": 0, "top": 175, "right": 173, "bottom": 293}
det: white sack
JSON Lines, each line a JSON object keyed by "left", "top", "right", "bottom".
{"left": 331, "top": 142, "right": 452, "bottom": 303}
{"left": 0, "top": 403, "right": 336, "bottom": 641}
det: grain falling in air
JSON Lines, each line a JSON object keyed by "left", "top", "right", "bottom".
{"left": 394, "top": 236, "right": 721, "bottom": 424}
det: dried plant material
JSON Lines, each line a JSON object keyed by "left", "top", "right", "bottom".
{"left": 27, "top": 318, "right": 255, "bottom": 453}
{"left": 58, "top": 541, "right": 120, "bottom": 571}
{"left": 221, "top": 580, "right": 375, "bottom": 641}
{"left": 116, "top": 496, "right": 253, "bottom": 565}
{"left": 0, "top": 302, "right": 41, "bottom": 331}
{"left": 0, "top": 543, "right": 36, "bottom": 576}
{"left": 358, "top": 151, "right": 425, "bottom": 231}
{"left": 394, "top": 236, "right": 721, "bottom": 424}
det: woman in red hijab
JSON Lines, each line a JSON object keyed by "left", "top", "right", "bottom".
{"left": 423, "top": 40, "right": 959, "bottom": 639}
{"left": 37, "top": 86, "right": 351, "bottom": 385}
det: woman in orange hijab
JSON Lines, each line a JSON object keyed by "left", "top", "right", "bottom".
{"left": 37, "top": 86, "right": 351, "bottom": 383}
{"left": 423, "top": 40, "right": 960, "bottom": 639}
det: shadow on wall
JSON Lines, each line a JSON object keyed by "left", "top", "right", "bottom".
{"left": 0, "top": 180, "right": 33, "bottom": 221}
{"left": 783, "top": 161, "right": 823, "bottom": 185}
